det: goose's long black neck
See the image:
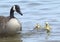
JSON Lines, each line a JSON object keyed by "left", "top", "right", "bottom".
{"left": 10, "top": 8, "right": 15, "bottom": 18}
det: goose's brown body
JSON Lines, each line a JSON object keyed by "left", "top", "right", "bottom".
{"left": 0, "top": 5, "right": 23, "bottom": 35}
{"left": 0, "top": 16, "right": 22, "bottom": 35}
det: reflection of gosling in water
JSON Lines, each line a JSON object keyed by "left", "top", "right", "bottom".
{"left": 33, "top": 23, "right": 41, "bottom": 31}
{"left": 45, "top": 22, "right": 51, "bottom": 33}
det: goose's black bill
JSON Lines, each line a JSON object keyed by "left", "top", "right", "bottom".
{"left": 18, "top": 11, "right": 23, "bottom": 16}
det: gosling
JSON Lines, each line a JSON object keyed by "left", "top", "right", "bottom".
{"left": 45, "top": 22, "right": 51, "bottom": 33}
{"left": 33, "top": 23, "right": 41, "bottom": 31}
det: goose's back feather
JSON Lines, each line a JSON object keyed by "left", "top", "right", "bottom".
{"left": 0, "top": 16, "right": 10, "bottom": 33}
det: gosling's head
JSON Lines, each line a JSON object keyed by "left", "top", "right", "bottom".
{"left": 35, "top": 23, "right": 41, "bottom": 28}
{"left": 45, "top": 22, "right": 49, "bottom": 26}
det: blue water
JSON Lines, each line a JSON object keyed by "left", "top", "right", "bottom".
{"left": 0, "top": 0, "right": 60, "bottom": 42}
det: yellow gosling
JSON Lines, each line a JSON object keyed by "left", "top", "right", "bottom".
{"left": 33, "top": 23, "right": 41, "bottom": 31}
{"left": 45, "top": 22, "right": 51, "bottom": 33}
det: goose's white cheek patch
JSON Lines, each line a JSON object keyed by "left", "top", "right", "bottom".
{"left": 13, "top": 6, "right": 16, "bottom": 11}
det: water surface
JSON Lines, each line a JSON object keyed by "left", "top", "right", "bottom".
{"left": 0, "top": 0, "right": 60, "bottom": 42}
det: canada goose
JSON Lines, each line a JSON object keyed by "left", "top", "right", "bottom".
{"left": 33, "top": 23, "right": 41, "bottom": 31}
{"left": 45, "top": 22, "right": 51, "bottom": 33}
{"left": 0, "top": 5, "right": 23, "bottom": 35}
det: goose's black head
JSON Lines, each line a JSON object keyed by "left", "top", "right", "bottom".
{"left": 10, "top": 5, "right": 23, "bottom": 18}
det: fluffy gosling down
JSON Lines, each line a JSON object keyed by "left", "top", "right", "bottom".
{"left": 33, "top": 23, "right": 41, "bottom": 31}
{"left": 45, "top": 22, "right": 51, "bottom": 33}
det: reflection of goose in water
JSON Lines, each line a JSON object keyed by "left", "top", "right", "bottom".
{"left": 0, "top": 34, "right": 22, "bottom": 42}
